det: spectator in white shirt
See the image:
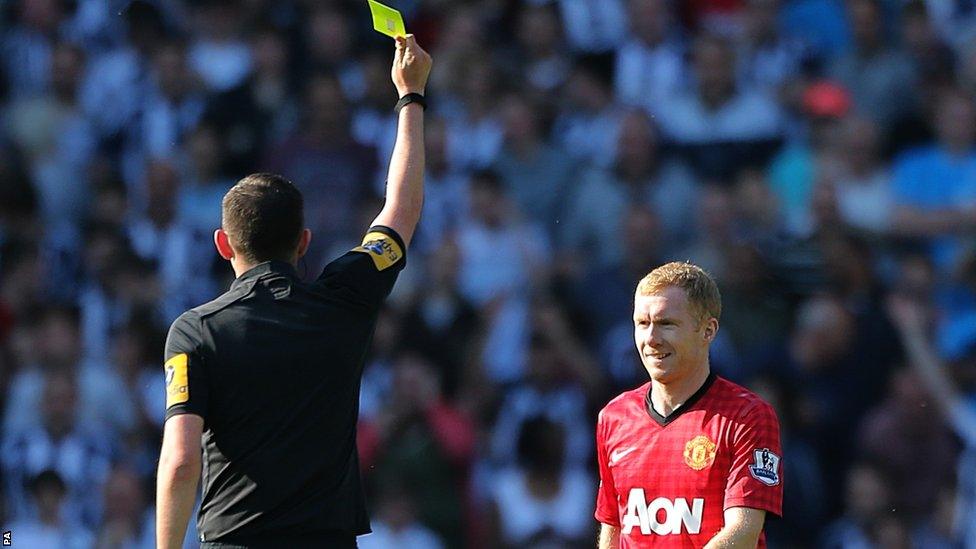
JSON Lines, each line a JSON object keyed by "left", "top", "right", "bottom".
{"left": 656, "top": 33, "right": 784, "bottom": 146}
{"left": 614, "top": 0, "right": 687, "bottom": 118}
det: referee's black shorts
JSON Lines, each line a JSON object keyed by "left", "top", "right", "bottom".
{"left": 200, "top": 531, "right": 357, "bottom": 548}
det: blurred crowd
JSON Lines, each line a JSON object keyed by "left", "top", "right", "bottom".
{"left": 2, "top": 0, "right": 976, "bottom": 547}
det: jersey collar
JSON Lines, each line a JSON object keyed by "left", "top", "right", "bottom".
{"left": 230, "top": 260, "right": 299, "bottom": 291}
{"left": 645, "top": 372, "right": 717, "bottom": 426}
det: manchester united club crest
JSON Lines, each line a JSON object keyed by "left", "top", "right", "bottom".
{"left": 683, "top": 435, "right": 717, "bottom": 470}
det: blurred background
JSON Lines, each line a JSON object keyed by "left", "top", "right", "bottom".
{"left": 0, "top": 0, "right": 975, "bottom": 547}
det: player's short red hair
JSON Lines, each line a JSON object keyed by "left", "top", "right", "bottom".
{"left": 636, "top": 262, "right": 721, "bottom": 325}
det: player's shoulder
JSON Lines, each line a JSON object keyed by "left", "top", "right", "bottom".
{"left": 166, "top": 287, "right": 249, "bottom": 343}
{"left": 189, "top": 285, "right": 250, "bottom": 320}
{"left": 598, "top": 382, "right": 650, "bottom": 422}
{"left": 708, "top": 376, "right": 778, "bottom": 421}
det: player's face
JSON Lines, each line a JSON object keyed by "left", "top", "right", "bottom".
{"left": 633, "top": 286, "right": 716, "bottom": 384}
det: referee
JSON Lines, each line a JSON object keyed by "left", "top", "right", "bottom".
{"left": 155, "top": 36, "right": 431, "bottom": 549}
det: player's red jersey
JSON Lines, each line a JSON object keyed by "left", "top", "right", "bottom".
{"left": 595, "top": 373, "right": 783, "bottom": 548}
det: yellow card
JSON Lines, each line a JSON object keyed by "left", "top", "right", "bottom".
{"left": 367, "top": 0, "right": 406, "bottom": 39}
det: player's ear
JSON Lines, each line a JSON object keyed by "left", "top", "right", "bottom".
{"left": 296, "top": 229, "right": 312, "bottom": 259}
{"left": 703, "top": 318, "right": 718, "bottom": 342}
{"left": 214, "top": 229, "right": 235, "bottom": 260}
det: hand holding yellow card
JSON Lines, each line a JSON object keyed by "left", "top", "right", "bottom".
{"left": 368, "top": 0, "right": 406, "bottom": 39}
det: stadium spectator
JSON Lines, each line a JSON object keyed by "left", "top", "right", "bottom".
{"left": 553, "top": 55, "right": 625, "bottom": 168}
{"left": 511, "top": 3, "right": 572, "bottom": 96}
{"left": 358, "top": 484, "right": 445, "bottom": 549}
{"left": 442, "top": 57, "right": 504, "bottom": 171}
{"left": 359, "top": 307, "right": 406, "bottom": 425}
{"left": 562, "top": 109, "right": 698, "bottom": 267}
{"left": 655, "top": 33, "right": 784, "bottom": 177}
{"left": 5, "top": 41, "right": 94, "bottom": 229}
{"left": 493, "top": 93, "right": 577, "bottom": 238}
{"left": 142, "top": 39, "right": 205, "bottom": 163}
{"left": 781, "top": 295, "right": 870, "bottom": 504}
{"left": 735, "top": 0, "right": 805, "bottom": 95}
{"left": 891, "top": 88, "right": 976, "bottom": 273}
{"left": 573, "top": 205, "right": 665, "bottom": 347}
{"left": 675, "top": 184, "right": 738, "bottom": 280}
{"left": 77, "top": 224, "right": 150, "bottom": 362}
{"left": 408, "top": 116, "right": 467, "bottom": 256}
{"left": 2, "top": 370, "right": 113, "bottom": 529}
{"left": 749, "top": 376, "right": 826, "bottom": 547}
{"left": 205, "top": 24, "right": 299, "bottom": 175}
{"left": 265, "top": 71, "right": 376, "bottom": 271}
{"left": 857, "top": 368, "right": 959, "bottom": 523}
{"left": 711, "top": 243, "right": 791, "bottom": 380}
{"left": 613, "top": 0, "right": 686, "bottom": 119}
{"left": 4, "top": 305, "right": 133, "bottom": 436}
{"left": 768, "top": 79, "right": 850, "bottom": 235}
{"left": 186, "top": 0, "right": 252, "bottom": 93}
{"left": 79, "top": 0, "right": 167, "bottom": 143}
{"left": 455, "top": 169, "right": 550, "bottom": 384}
{"left": 554, "top": 0, "right": 627, "bottom": 53}
{"left": 2, "top": 469, "right": 94, "bottom": 549}
{"left": 828, "top": 0, "right": 919, "bottom": 131}
{"left": 362, "top": 354, "right": 475, "bottom": 548}
{"left": 399, "top": 240, "right": 480, "bottom": 400}
{"left": 303, "top": 6, "right": 363, "bottom": 101}
{"left": 729, "top": 167, "right": 786, "bottom": 249}
{"left": 827, "top": 115, "right": 895, "bottom": 235}
{"left": 351, "top": 48, "right": 401, "bottom": 190}
{"left": 93, "top": 467, "right": 152, "bottom": 549}
{"left": 0, "top": 241, "right": 45, "bottom": 325}
{"left": 2, "top": 0, "right": 64, "bottom": 99}
{"left": 899, "top": 0, "right": 955, "bottom": 95}
{"left": 817, "top": 462, "right": 894, "bottom": 549}
{"left": 489, "top": 325, "right": 594, "bottom": 471}
{"left": 177, "top": 124, "right": 233, "bottom": 235}
{"left": 818, "top": 233, "right": 901, "bottom": 386}
{"left": 487, "top": 417, "right": 594, "bottom": 548}
{"left": 779, "top": 0, "right": 849, "bottom": 61}
{"left": 128, "top": 160, "right": 216, "bottom": 322}
{"left": 888, "top": 293, "right": 976, "bottom": 547}
{"left": 109, "top": 317, "right": 168, "bottom": 479}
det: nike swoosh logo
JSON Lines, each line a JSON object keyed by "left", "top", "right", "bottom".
{"left": 609, "top": 447, "right": 637, "bottom": 466}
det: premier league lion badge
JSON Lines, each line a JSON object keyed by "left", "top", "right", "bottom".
{"left": 748, "top": 448, "right": 781, "bottom": 486}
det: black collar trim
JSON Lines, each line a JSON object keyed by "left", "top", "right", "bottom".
{"left": 230, "top": 260, "right": 298, "bottom": 291}
{"left": 645, "top": 372, "right": 717, "bottom": 426}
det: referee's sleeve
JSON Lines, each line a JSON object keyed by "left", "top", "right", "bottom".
{"left": 163, "top": 311, "right": 209, "bottom": 422}
{"left": 317, "top": 225, "right": 407, "bottom": 307}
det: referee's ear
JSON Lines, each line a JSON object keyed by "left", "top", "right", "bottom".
{"left": 296, "top": 229, "right": 312, "bottom": 259}
{"left": 214, "top": 229, "right": 235, "bottom": 260}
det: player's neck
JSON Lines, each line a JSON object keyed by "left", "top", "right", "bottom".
{"left": 650, "top": 365, "right": 711, "bottom": 417}
{"left": 230, "top": 256, "right": 299, "bottom": 278}
{"left": 231, "top": 257, "right": 258, "bottom": 278}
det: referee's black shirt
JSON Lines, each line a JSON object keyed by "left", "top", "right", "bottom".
{"left": 162, "top": 226, "right": 406, "bottom": 544}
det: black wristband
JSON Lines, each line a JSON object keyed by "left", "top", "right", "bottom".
{"left": 395, "top": 93, "right": 427, "bottom": 113}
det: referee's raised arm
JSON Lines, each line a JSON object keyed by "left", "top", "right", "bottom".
{"left": 370, "top": 34, "right": 432, "bottom": 248}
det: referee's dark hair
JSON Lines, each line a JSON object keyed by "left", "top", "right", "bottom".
{"left": 222, "top": 173, "right": 304, "bottom": 263}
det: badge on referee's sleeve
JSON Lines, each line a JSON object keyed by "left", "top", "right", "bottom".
{"left": 353, "top": 231, "right": 403, "bottom": 271}
{"left": 165, "top": 353, "right": 190, "bottom": 407}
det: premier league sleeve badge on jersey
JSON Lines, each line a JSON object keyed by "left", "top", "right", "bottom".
{"left": 748, "top": 448, "right": 781, "bottom": 486}
{"left": 165, "top": 353, "right": 189, "bottom": 408}
{"left": 353, "top": 231, "right": 403, "bottom": 271}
